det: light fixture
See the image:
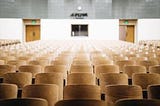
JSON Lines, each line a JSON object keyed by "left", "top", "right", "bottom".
{"left": 77, "top": 6, "right": 82, "bottom": 11}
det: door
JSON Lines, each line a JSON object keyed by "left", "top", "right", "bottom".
{"left": 126, "top": 25, "right": 134, "bottom": 43}
{"left": 26, "top": 25, "right": 40, "bottom": 42}
{"left": 71, "top": 24, "right": 88, "bottom": 37}
{"left": 119, "top": 25, "right": 134, "bottom": 43}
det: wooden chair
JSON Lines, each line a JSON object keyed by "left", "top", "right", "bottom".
{"left": 67, "top": 73, "right": 96, "bottom": 85}
{"left": 0, "top": 98, "right": 48, "bottom": 106}
{"left": 0, "top": 83, "right": 18, "bottom": 99}
{"left": 35, "top": 73, "right": 63, "bottom": 100}
{"left": 149, "top": 65, "right": 160, "bottom": 74}
{"left": 70, "top": 65, "right": 93, "bottom": 73}
{"left": 115, "top": 99, "right": 160, "bottom": 106}
{"left": 22, "top": 84, "right": 59, "bottom": 106}
{"left": 99, "top": 73, "right": 128, "bottom": 93}
{"left": 0, "top": 65, "right": 16, "bottom": 77}
{"left": 55, "top": 100, "right": 105, "bottom": 106}
{"left": 105, "top": 85, "right": 143, "bottom": 106}
{"left": 3, "top": 72, "right": 32, "bottom": 88}
{"left": 0, "top": 60, "right": 5, "bottom": 65}
{"left": 64, "top": 85, "right": 101, "bottom": 100}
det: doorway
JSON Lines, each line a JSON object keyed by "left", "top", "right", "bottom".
{"left": 71, "top": 24, "right": 88, "bottom": 37}
{"left": 119, "top": 19, "right": 137, "bottom": 43}
{"left": 26, "top": 25, "right": 40, "bottom": 42}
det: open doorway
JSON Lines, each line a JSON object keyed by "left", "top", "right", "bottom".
{"left": 119, "top": 19, "right": 137, "bottom": 43}
{"left": 71, "top": 24, "right": 88, "bottom": 37}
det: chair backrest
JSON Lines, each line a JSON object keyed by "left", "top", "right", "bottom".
{"left": 3, "top": 72, "right": 32, "bottom": 88}
{"left": 0, "top": 65, "right": 16, "bottom": 77}
{"left": 22, "top": 84, "right": 59, "bottom": 106}
{"left": 63, "top": 85, "right": 101, "bottom": 100}
{"left": 137, "top": 60, "right": 159, "bottom": 72}
{"left": 147, "top": 84, "right": 160, "bottom": 99}
{"left": 99, "top": 73, "right": 128, "bottom": 93}
{"left": 0, "top": 98, "right": 48, "bottom": 106}
{"left": 70, "top": 65, "right": 93, "bottom": 73}
{"left": 19, "top": 65, "right": 42, "bottom": 78}
{"left": 95, "top": 64, "right": 119, "bottom": 79}
{"left": 35, "top": 73, "right": 63, "bottom": 100}
{"left": 67, "top": 73, "right": 96, "bottom": 85}
{"left": 0, "top": 60, "right": 5, "bottom": 65}
{"left": 132, "top": 73, "right": 160, "bottom": 90}
{"left": 0, "top": 83, "right": 17, "bottom": 99}
{"left": 115, "top": 60, "right": 135, "bottom": 72}
{"left": 124, "top": 65, "right": 146, "bottom": 79}
{"left": 55, "top": 100, "right": 105, "bottom": 106}
{"left": 44, "top": 65, "right": 68, "bottom": 80}
{"left": 7, "top": 60, "right": 27, "bottom": 70}
{"left": 105, "top": 85, "right": 143, "bottom": 106}
{"left": 149, "top": 65, "right": 160, "bottom": 74}
{"left": 115, "top": 99, "right": 160, "bottom": 106}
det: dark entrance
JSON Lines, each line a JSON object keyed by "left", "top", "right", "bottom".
{"left": 71, "top": 24, "right": 88, "bottom": 37}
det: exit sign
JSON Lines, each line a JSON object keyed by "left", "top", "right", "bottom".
{"left": 31, "top": 20, "right": 36, "bottom": 24}
{"left": 124, "top": 20, "right": 129, "bottom": 24}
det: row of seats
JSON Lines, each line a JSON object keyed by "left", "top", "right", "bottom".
{"left": 0, "top": 39, "right": 20, "bottom": 46}
{"left": 0, "top": 40, "right": 160, "bottom": 106}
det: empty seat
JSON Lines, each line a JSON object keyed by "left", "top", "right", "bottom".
{"left": 95, "top": 64, "right": 119, "bottom": 79}
{"left": 115, "top": 60, "right": 135, "bottom": 72}
{"left": 55, "top": 100, "right": 105, "bottom": 106}
{"left": 64, "top": 85, "right": 101, "bottom": 100}
{"left": 99, "top": 73, "right": 128, "bottom": 93}
{"left": 132, "top": 73, "right": 160, "bottom": 90}
{"left": 44, "top": 65, "right": 68, "bottom": 80}
{"left": 124, "top": 65, "right": 146, "bottom": 79}
{"left": 19, "top": 65, "right": 42, "bottom": 78}
{"left": 115, "top": 99, "right": 160, "bottom": 106}
{"left": 35, "top": 73, "right": 63, "bottom": 100}
{"left": 137, "top": 60, "right": 159, "bottom": 72}
{"left": 70, "top": 65, "right": 93, "bottom": 73}
{"left": 105, "top": 85, "right": 143, "bottom": 106}
{"left": 0, "top": 60, "right": 5, "bottom": 65}
{"left": 0, "top": 83, "right": 17, "bottom": 99}
{"left": 147, "top": 84, "right": 160, "bottom": 99}
{"left": 67, "top": 73, "right": 96, "bottom": 85}
{"left": 0, "top": 98, "right": 48, "bottom": 106}
{"left": 149, "top": 65, "right": 160, "bottom": 74}
{"left": 3, "top": 72, "right": 32, "bottom": 88}
{"left": 0, "top": 65, "right": 16, "bottom": 77}
{"left": 22, "top": 84, "right": 59, "bottom": 106}
{"left": 7, "top": 60, "right": 27, "bottom": 70}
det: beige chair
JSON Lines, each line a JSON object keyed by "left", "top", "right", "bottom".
{"left": 0, "top": 98, "right": 48, "bottom": 106}
{"left": 99, "top": 73, "right": 128, "bottom": 93}
{"left": 0, "top": 65, "right": 16, "bottom": 77}
{"left": 70, "top": 65, "right": 93, "bottom": 73}
{"left": 149, "top": 65, "right": 160, "bottom": 74}
{"left": 115, "top": 60, "right": 135, "bottom": 72}
{"left": 115, "top": 99, "right": 160, "bottom": 106}
{"left": 137, "top": 60, "right": 159, "bottom": 72}
{"left": 64, "top": 85, "right": 101, "bottom": 100}
{"left": 0, "top": 83, "right": 18, "bottom": 99}
{"left": 67, "top": 73, "right": 96, "bottom": 85}
{"left": 92, "top": 58, "right": 113, "bottom": 66}
{"left": 95, "top": 64, "right": 119, "bottom": 79}
{"left": 19, "top": 65, "right": 42, "bottom": 78}
{"left": 7, "top": 60, "right": 27, "bottom": 70}
{"left": 35, "top": 73, "right": 63, "bottom": 100}
{"left": 22, "top": 84, "right": 59, "bottom": 106}
{"left": 3, "top": 72, "right": 32, "bottom": 88}
{"left": 147, "top": 84, "right": 160, "bottom": 99}
{"left": 105, "top": 85, "right": 143, "bottom": 106}
{"left": 132, "top": 73, "right": 160, "bottom": 90}
{"left": 72, "top": 60, "right": 92, "bottom": 65}
{"left": 124, "top": 65, "right": 146, "bottom": 79}
{"left": 28, "top": 60, "right": 49, "bottom": 70}
{"left": 55, "top": 100, "right": 105, "bottom": 106}
{"left": 44, "top": 65, "right": 68, "bottom": 80}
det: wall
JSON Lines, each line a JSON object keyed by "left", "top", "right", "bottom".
{"left": 0, "top": 18, "right": 23, "bottom": 41}
{"left": 137, "top": 19, "right": 160, "bottom": 41}
{"left": 41, "top": 19, "right": 119, "bottom": 40}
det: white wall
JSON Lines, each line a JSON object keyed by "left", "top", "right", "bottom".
{"left": 137, "top": 19, "right": 160, "bottom": 41}
{"left": 0, "top": 18, "right": 23, "bottom": 41}
{"left": 41, "top": 19, "right": 119, "bottom": 40}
